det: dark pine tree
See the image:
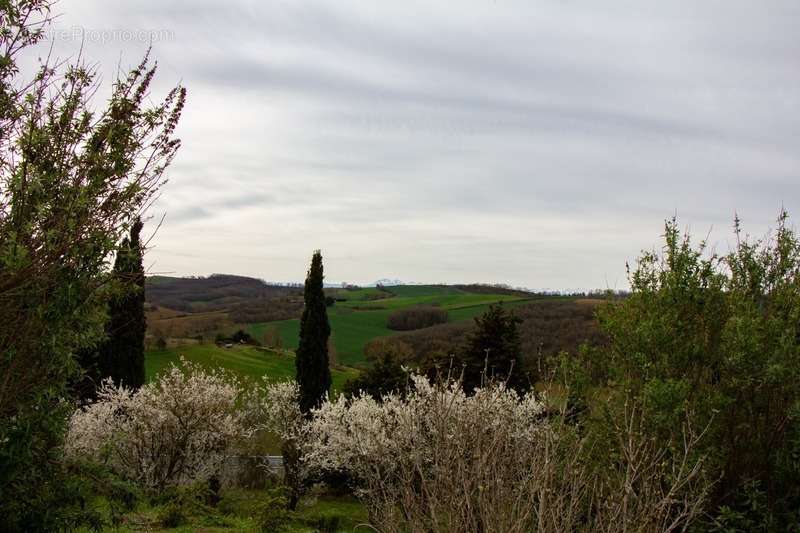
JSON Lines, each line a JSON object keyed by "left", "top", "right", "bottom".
{"left": 342, "top": 352, "right": 408, "bottom": 401}
{"left": 295, "top": 250, "right": 332, "bottom": 414}
{"left": 460, "top": 303, "right": 523, "bottom": 392}
{"left": 97, "top": 218, "right": 147, "bottom": 389}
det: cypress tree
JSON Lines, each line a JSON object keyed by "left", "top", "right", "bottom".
{"left": 285, "top": 250, "right": 332, "bottom": 511}
{"left": 295, "top": 250, "right": 332, "bottom": 414}
{"left": 460, "top": 303, "right": 523, "bottom": 392}
{"left": 97, "top": 218, "right": 147, "bottom": 389}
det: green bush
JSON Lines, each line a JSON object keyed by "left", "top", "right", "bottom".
{"left": 386, "top": 306, "right": 448, "bottom": 331}
{"left": 563, "top": 213, "right": 800, "bottom": 529}
{"left": 257, "top": 488, "right": 293, "bottom": 532}
{"left": 154, "top": 483, "right": 217, "bottom": 528}
{"left": 217, "top": 497, "right": 239, "bottom": 516}
{"left": 0, "top": 459, "right": 140, "bottom": 532}
{"left": 305, "top": 514, "right": 342, "bottom": 532}
{"left": 343, "top": 352, "right": 408, "bottom": 400}
{"left": 158, "top": 502, "right": 188, "bottom": 528}
{"left": 711, "top": 482, "right": 778, "bottom": 533}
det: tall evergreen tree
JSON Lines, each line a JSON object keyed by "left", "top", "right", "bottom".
{"left": 460, "top": 304, "right": 523, "bottom": 392}
{"left": 295, "top": 250, "right": 332, "bottom": 414}
{"left": 285, "top": 250, "right": 332, "bottom": 511}
{"left": 97, "top": 218, "right": 147, "bottom": 389}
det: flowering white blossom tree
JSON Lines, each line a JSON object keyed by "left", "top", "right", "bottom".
{"left": 67, "top": 365, "right": 710, "bottom": 530}
{"left": 66, "top": 360, "right": 254, "bottom": 491}
{"left": 253, "top": 380, "right": 304, "bottom": 442}
{"left": 302, "top": 375, "right": 565, "bottom": 531}
{"left": 251, "top": 379, "right": 308, "bottom": 507}
{"left": 299, "top": 375, "right": 710, "bottom": 533}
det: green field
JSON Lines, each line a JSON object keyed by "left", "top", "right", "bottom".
{"left": 382, "top": 285, "right": 462, "bottom": 297}
{"left": 145, "top": 344, "right": 359, "bottom": 393}
{"left": 246, "top": 285, "right": 533, "bottom": 366}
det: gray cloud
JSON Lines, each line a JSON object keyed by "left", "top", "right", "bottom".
{"left": 33, "top": 0, "right": 800, "bottom": 289}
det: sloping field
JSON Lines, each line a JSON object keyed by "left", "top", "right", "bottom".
{"left": 382, "top": 285, "right": 462, "bottom": 297}
{"left": 338, "top": 288, "right": 523, "bottom": 311}
{"left": 145, "top": 344, "right": 359, "bottom": 393}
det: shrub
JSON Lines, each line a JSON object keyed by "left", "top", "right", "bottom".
{"left": 256, "top": 381, "right": 304, "bottom": 443}
{"left": 153, "top": 483, "right": 216, "bottom": 528}
{"left": 0, "top": 459, "right": 142, "bottom": 532}
{"left": 262, "top": 325, "right": 283, "bottom": 349}
{"left": 343, "top": 352, "right": 409, "bottom": 400}
{"left": 303, "top": 374, "right": 710, "bottom": 532}
{"left": 567, "top": 213, "right": 800, "bottom": 526}
{"left": 254, "top": 380, "right": 306, "bottom": 508}
{"left": 215, "top": 329, "right": 259, "bottom": 345}
{"left": 386, "top": 306, "right": 448, "bottom": 331}
{"left": 460, "top": 303, "right": 523, "bottom": 391}
{"left": 158, "top": 502, "right": 187, "bottom": 528}
{"left": 363, "top": 337, "right": 415, "bottom": 362}
{"left": 231, "top": 329, "right": 258, "bottom": 345}
{"left": 0, "top": 0, "right": 185, "bottom": 525}
{"left": 65, "top": 360, "right": 255, "bottom": 491}
{"left": 306, "top": 514, "right": 341, "bottom": 532}
{"left": 155, "top": 336, "right": 168, "bottom": 350}
{"left": 257, "top": 488, "right": 293, "bottom": 532}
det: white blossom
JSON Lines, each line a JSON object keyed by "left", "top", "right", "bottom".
{"left": 253, "top": 379, "right": 304, "bottom": 441}
{"left": 298, "top": 374, "right": 557, "bottom": 531}
{"left": 65, "top": 359, "right": 254, "bottom": 490}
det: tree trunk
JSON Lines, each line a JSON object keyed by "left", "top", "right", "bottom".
{"left": 282, "top": 440, "right": 302, "bottom": 511}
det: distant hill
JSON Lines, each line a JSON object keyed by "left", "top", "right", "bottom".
{"left": 145, "top": 276, "right": 593, "bottom": 369}
{"left": 145, "top": 275, "right": 305, "bottom": 340}
{"left": 146, "top": 274, "right": 301, "bottom": 314}
{"left": 453, "top": 284, "right": 534, "bottom": 298}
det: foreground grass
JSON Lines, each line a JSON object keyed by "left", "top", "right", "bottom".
{"left": 78, "top": 488, "right": 368, "bottom": 532}
{"left": 247, "top": 285, "right": 533, "bottom": 366}
{"left": 145, "top": 344, "right": 359, "bottom": 394}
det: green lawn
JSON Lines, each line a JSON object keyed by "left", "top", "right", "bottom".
{"left": 145, "top": 344, "right": 359, "bottom": 394}
{"left": 246, "top": 286, "right": 534, "bottom": 367}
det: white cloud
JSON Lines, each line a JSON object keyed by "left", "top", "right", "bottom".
{"left": 32, "top": 0, "right": 800, "bottom": 288}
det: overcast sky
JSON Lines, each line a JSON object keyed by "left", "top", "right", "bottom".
{"left": 32, "top": 0, "right": 800, "bottom": 289}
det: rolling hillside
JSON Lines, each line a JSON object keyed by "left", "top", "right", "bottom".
{"left": 246, "top": 285, "right": 535, "bottom": 366}
{"left": 145, "top": 343, "right": 359, "bottom": 394}
{"left": 145, "top": 278, "right": 539, "bottom": 373}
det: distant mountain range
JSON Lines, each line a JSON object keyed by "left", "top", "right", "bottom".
{"left": 322, "top": 279, "right": 414, "bottom": 288}
{"left": 373, "top": 278, "right": 410, "bottom": 287}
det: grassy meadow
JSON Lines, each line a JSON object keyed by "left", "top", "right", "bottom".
{"left": 145, "top": 344, "right": 360, "bottom": 394}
